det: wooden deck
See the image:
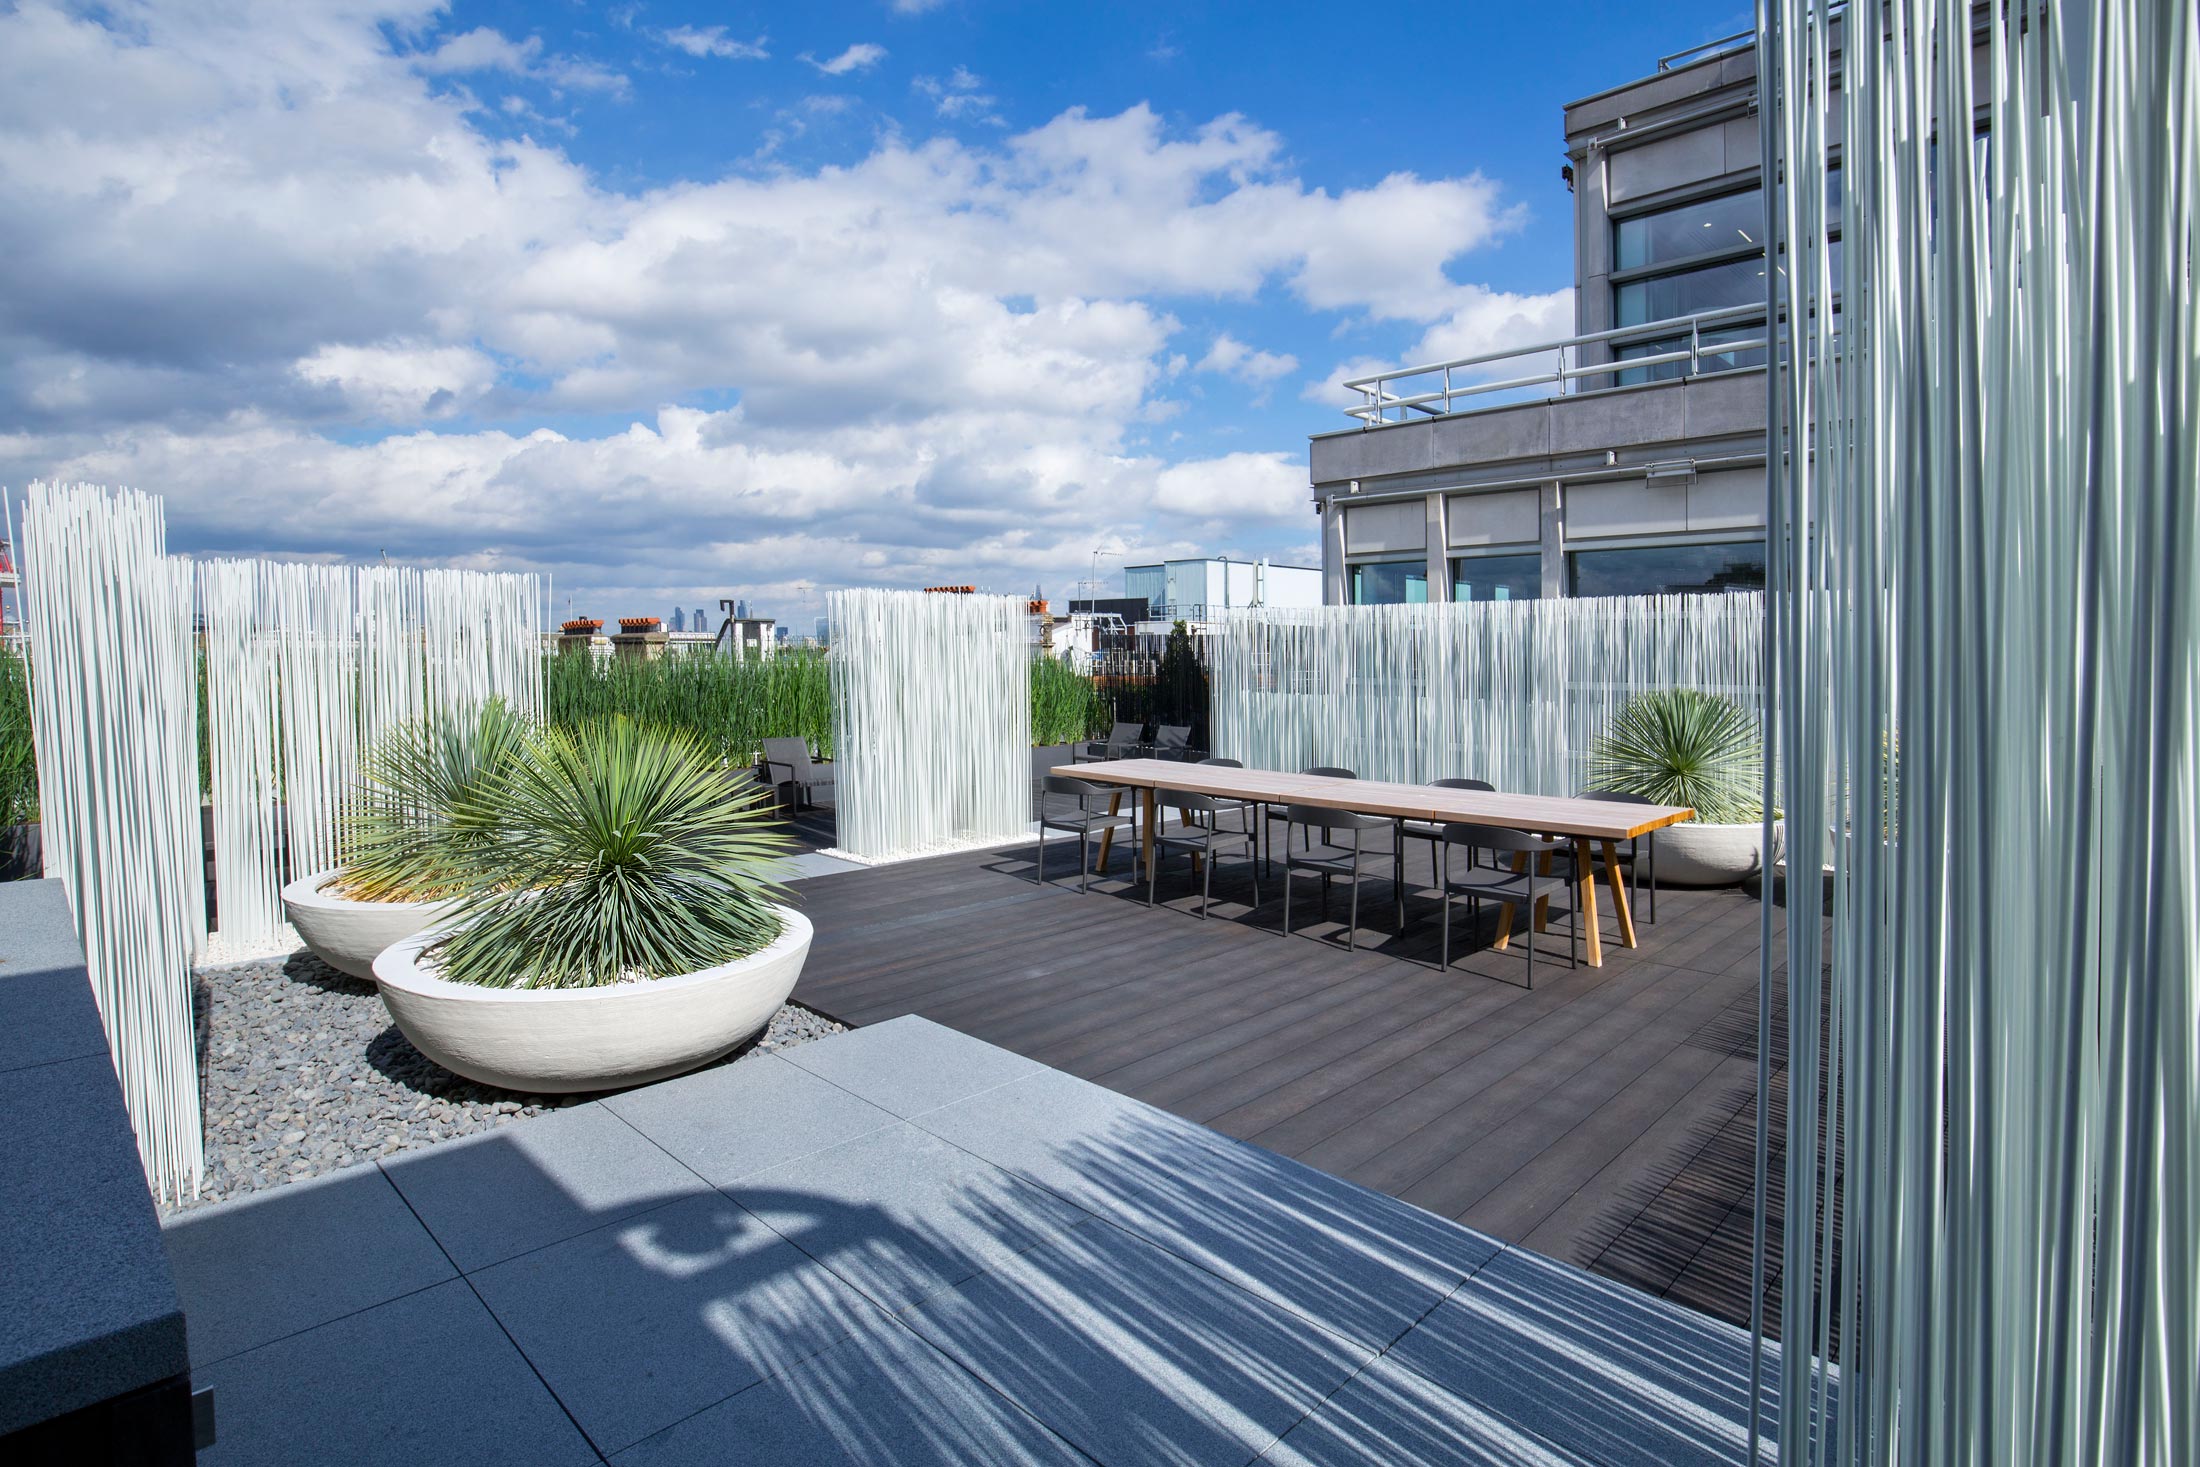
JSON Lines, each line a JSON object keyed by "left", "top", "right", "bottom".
{"left": 784, "top": 821, "right": 1800, "bottom": 1335}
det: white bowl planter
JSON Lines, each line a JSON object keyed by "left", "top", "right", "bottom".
{"left": 371, "top": 904, "right": 814, "bottom": 1093}
{"left": 1647, "top": 819, "right": 1784, "bottom": 888}
{"left": 282, "top": 868, "right": 459, "bottom": 980}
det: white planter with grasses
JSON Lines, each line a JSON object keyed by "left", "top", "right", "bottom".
{"left": 1649, "top": 819, "right": 1783, "bottom": 888}
{"left": 373, "top": 906, "right": 813, "bottom": 1093}
{"left": 283, "top": 868, "right": 457, "bottom": 980}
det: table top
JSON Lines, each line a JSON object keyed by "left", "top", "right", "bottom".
{"left": 1065, "top": 759, "right": 1694, "bottom": 840}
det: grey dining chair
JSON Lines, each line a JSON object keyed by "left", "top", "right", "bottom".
{"left": 1435, "top": 823, "right": 1577, "bottom": 986}
{"left": 1148, "top": 790, "right": 1258, "bottom": 919}
{"left": 1037, "top": 774, "right": 1140, "bottom": 892}
{"left": 1195, "top": 756, "right": 1257, "bottom": 833}
{"left": 1397, "top": 777, "right": 1495, "bottom": 889}
{"left": 1280, "top": 803, "right": 1395, "bottom": 951}
{"left": 1264, "top": 766, "right": 1356, "bottom": 875}
{"left": 759, "top": 737, "right": 834, "bottom": 815}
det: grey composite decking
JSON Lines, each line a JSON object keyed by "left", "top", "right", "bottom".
{"left": 783, "top": 827, "right": 1797, "bottom": 1335}
{"left": 164, "top": 1017, "right": 1795, "bottom": 1465}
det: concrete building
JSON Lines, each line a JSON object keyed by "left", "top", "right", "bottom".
{"left": 1308, "top": 32, "right": 1772, "bottom": 604}
{"left": 1115, "top": 557, "right": 1323, "bottom": 625}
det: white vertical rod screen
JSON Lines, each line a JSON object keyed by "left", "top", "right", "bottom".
{"left": 1755, "top": 2, "right": 2196, "bottom": 1463}
{"left": 202, "top": 561, "right": 542, "bottom": 942}
{"left": 828, "top": 589, "right": 1029, "bottom": 861}
{"left": 1206, "top": 595, "right": 1764, "bottom": 792}
{"left": 18, "top": 482, "right": 206, "bottom": 1200}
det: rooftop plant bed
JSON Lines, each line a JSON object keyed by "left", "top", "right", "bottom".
{"left": 1589, "top": 688, "right": 1777, "bottom": 886}
{"left": 375, "top": 717, "right": 806, "bottom": 1091}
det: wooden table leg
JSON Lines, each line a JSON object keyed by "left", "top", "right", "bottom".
{"left": 1140, "top": 786, "right": 1156, "bottom": 880}
{"left": 1574, "top": 837, "right": 1603, "bottom": 967}
{"left": 1601, "top": 839, "right": 1638, "bottom": 948}
{"left": 1493, "top": 851, "right": 1527, "bottom": 950}
{"left": 1094, "top": 792, "right": 1123, "bottom": 873}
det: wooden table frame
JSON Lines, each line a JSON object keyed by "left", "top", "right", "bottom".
{"left": 1070, "top": 759, "right": 1693, "bottom": 967}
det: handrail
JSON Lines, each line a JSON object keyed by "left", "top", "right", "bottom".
{"left": 1342, "top": 303, "right": 1768, "bottom": 426}
{"left": 1657, "top": 29, "right": 1755, "bottom": 72}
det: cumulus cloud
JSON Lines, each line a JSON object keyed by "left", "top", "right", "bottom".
{"left": 0, "top": 0, "right": 1547, "bottom": 616}
{"left": 657, "top": 26, "right": 768, "bottom": 61}
{"left": 805, "top": 43, "right": 887, "bottom": 76}
{"left": 1196, "top": 334, "right": 1298, "bottom": 387}
{"left": 408, "top": 25, "right": 629, "bottom": 96}
{"left": 915, "top": 66, "right": 1001, "bottom": 123}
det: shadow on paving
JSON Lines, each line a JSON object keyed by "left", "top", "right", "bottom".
{"left": 164, "top": 1020, "right": 1812, "bottom": 1466}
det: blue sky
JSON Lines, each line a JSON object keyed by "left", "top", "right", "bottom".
{"left": 0, "top": 0, "right": 1747, "bottom": 622}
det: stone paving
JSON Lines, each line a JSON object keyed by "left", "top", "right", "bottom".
{"left": 163, "top": 1015, "right": 1797, "bottom": 1466}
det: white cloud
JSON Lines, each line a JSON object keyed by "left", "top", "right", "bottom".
{"left": 1152, "top": 452, "right": 1308, "bottom": 523}
{"left": 1196, "top": 333, "right": 1298, "bottom": 387}
{"left": 915, "top": 66, "right": 1000, "bottom": 123}
{"left": 657, "top": 26, "right": 769, "bottom": 61}
{"left": 890, "top": 0, "right": 949, "bottom": 14}
{"left": 0, "top": 0, "right": 1550, "bottom": 615}
{"left": 408, "top": 25, "right": 628, "bottom": 97}
{"left": 1305, "top": 285, "right": 1573, "bottom": 411}
{"left": 805, "top": 43, "right": 886, "bottom": 76}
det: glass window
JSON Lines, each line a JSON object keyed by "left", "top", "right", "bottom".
{"left": 1566, "top": 538, "right": 1768, "bottom": 598}
{"left": 1350, "top": 559, "right": 1428, "bottom": 605}
{"left": 1568, "top": 541, "right": 1767, "bottom": 597}
{"left": 1615, "top": 255, "right": 1767, "bottom": 326}
{"left": 1615, "top": 189, "right": 1764, "bottom": 270}
{"left": 1451, "top": 554, "right": 1541, "bottom": 603}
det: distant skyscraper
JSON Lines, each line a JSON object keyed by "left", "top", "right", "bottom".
{"left": 669, "top": 607, "right": 686, "bottom": 632}
{"left": 692, "top": 606, "right": 707, "bottom": 632}
{"left": 735, "top": 598, "right": 751, "bottom": 620}
{"left": 814, "top": 616, "right": 830, "bottom": 647}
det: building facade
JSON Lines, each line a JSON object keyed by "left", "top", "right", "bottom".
{"left": 1309, "top": 37, "right": 1770, "bottom": 604}
{"left": 1116, "top": 557, "right": 1323, "bottom": 625}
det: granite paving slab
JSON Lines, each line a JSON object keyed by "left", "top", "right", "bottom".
{"left": 382, "top": 1101, "right": 713, "bottom": 1272}
{"left": 609, "top": 1313, "right": 1085, "bottom": 1467}
{"left": 601, "top": 1051, "right": 898, "bottom": 1186}
{"left": 779, "top": 1013, "right": 1043, "bottom": 1118}
{"left": 727, "top": 1122, "right": 1093, "bottom": 1315}
{"left": 466, "top": 1189, "right": 892, "bottom": 1455}
{"left": 898, "top": 1211, "right": 1375, "bottom": 1467}
{"left": 162, "top": 1160, "right": 454, "bottom": 1369}
{"left": 190, "top": 1279, "right": 598, "bottom": 1467}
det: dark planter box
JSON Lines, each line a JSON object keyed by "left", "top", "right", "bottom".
{"left": 0, "top": 822, "right": 38, "bottom": 882}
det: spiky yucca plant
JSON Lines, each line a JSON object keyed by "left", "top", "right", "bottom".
{"left": 1588, "top": 689, "right": 1762, "bottom": 824}
{"left": 433, "top": 717, "right": 792, "bottom": 990}
{"left": 336, "top": 699, "right": 530, "bottom": 902}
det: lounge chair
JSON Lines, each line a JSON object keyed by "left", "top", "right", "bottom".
{"left": 759, "top": 737, "right": 834, "bottom": 815}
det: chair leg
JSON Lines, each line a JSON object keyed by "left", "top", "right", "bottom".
{"left": 1525, "top": 899, "right": 1535, "bottom": 990}
{"left": 1440, "top": 850, "right": 1452, "bottom": 972}
{"left": 1348, "top": 846, "right": 1360, "bottom": 953}
{"left": 1247, "top": 843, "right": 1259, "bottom": 911}
{"left": 1570, "top": 883, "right": 1580, "bottom": 969}
{"left": 1079, "top": 829, "right": 1090, "bottom": 894}
{"left": 1148, "top": 842, "right": 1159, "bottom": 908}
{"left": 1037, "top": 825, "right": 1047, "bottom": 886}
{"left": 1200, "top": 844, "right": 1212, "bottom": 919}
{"left": 1284, "top": 866, "right": 1293, "bottom": 937}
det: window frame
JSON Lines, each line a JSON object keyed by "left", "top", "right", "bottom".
{"left": 1345, "top": 554, "right": 1432, "bottom": 607}
{"left": 1448, "top": 547, "right": 1543, "bottom": 604}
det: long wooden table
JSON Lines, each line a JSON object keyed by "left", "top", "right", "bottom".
{"left": 1068, "top": 759, "right": 1694, "bottom": 967}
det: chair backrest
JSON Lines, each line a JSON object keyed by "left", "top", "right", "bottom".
{"left": 1101, "top": 721, "right": 1143, "bottom": 753}
{"left": 1161, "top": 789, "right": 1229, "bottom": 816}
{"left": 1302, "top": 765, "right": 1355, "bottom": 780}
{"left": 1284, "top": 802, "right": 1391, "bottom": 835}
{"left": 1044, "top": 773, "right": 1113, "bottom": 800}
{"left": 1153, "top": 724, "right": 1192, "bottom": 758}
{"left": 1440, "top": 822, "right": 1550, "bottom": 855}
{"left": 760, "top": 737, "right": 815, "bottom": 777}
{"left": 1430, "top": 777, "right": 1494, "bottom": 792}
{"left": 1198, "top": 756, "right": 1243, "bottom": 769}
{"left": 1577, "top": 789, "right": 1653, "bottom": 804}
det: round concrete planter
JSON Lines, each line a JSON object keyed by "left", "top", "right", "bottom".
{"left": 371, "top": 904, "right": 814, "bottom": 1093}
{"left": 282, "top": 868, "right": 459, "bottom": 980}
{"left": 1649, "top": 819, "right": 1783, "bottom": 888}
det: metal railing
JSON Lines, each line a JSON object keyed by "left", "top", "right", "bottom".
{"left": 1340, "top": 303, "right": 1768, "bottom": 427}
{"left": 1657, "top": 29, "right": 1755, "bottom": 72}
